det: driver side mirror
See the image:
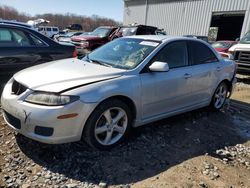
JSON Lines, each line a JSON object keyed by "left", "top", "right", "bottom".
{"left": 149, "top": 61, "right": 169, "bottom": 72}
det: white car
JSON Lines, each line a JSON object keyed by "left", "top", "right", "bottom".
{"left": 38, "top": 26, "right": 59, "bottom": 38}
{"left": 1, "top": 36, "right": 237, "bottom": 149}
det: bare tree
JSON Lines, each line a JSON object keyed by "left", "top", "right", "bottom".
{"left": 0, "top": 5, "right": 121, "bottom": 31}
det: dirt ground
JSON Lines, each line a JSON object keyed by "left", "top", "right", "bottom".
{"left": 0, "top": 74, "right": 249, "bottom": 188}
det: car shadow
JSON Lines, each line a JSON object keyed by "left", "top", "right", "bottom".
{"left": 15, "top": 107, "right": 249, "bottom": 185}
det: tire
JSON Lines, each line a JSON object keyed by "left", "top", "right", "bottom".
{"left": 83, "top": 99, "right": 132, "bottom": 150}
{"left": 210, "top": 82, "right": 228, "bottom": 110}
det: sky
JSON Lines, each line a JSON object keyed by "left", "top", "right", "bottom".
{"left": 0, "top": 0, "right": 124, "bottom": 22}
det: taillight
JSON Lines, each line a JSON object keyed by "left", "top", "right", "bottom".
{"left": 72, "top": 47, "right": 77, "bottom": 58}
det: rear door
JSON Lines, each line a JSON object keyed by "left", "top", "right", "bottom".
{"left": 140, "top": 41, "right": 194, "bottom": 120}
{"left": 187, "top": 40, "right": 220, "bottom": 103}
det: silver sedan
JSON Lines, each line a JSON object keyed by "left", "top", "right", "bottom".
{"left": 1, "top": 35, "right": 237, "bottom": 149}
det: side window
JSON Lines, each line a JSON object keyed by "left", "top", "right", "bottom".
{"left": 47, "top": 28, "right": 52, "bottom": 32}
{"left": 0, "top": 28, "right": 32, "bottom": 47}
{"left": 152, "top": 41, "right": 188, "bottom": 69}
{"left": 11, "top": 29, "right": 32, "bottom": 46}
{"left": 189, "top": 41, "right": 218, "bottom": 65}
{"left": 52, "top": 28, "right": 58, "bottom": 32}
{"left": 0, "top": 28, "right": 12, "bottom": 41}
{"left": 29, "top": 34, "right": 47, "bottom": 47}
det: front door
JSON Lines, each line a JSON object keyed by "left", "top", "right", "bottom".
{"left": 140, "top": 41, "right": 194, "bottom": 120}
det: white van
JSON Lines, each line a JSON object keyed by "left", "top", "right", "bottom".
{"left": 229, "top": 30, "right": 250, "bottom": 73}
{"left": 38, "top": 26, "right": 59, "bottom": 38}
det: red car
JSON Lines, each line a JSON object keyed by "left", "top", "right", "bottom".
{"left": 212, "top": 40, "right": 238, "bottom": 53}
{"left": 71, "top": 26, "right": 117, "bottom": 55}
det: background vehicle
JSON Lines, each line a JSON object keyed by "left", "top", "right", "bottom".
{"left": 54, "top": 31, "right": 84, "bottom": 43}
{"left": 71, "top": 26, "right": 117, "bottom": 55}
{"left": 38, "top": 26, "right": 59, "bottom": 38}
{"left": 212, "top": 40, "right": 237, "bottom": 53}
{"left": 110, "top": 24, "right": 161, "bottom": 40}
{"left": 229, "top": 30, "right": 250, "bottom": 74}
{"left": 0, "top": 23, "right": 77, "bottom": 74}
{"left": 1, "top": 36, "right": 236, "bottom": 150}
{"left": 67, "top": 24, "right": 83, "bottom": 31}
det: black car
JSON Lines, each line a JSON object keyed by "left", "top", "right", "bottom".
{"left": 0, "top": 22, "right": 77, "bottom": 74}
{"left": 110, "top": 24, "right": 162, "bottom": 40}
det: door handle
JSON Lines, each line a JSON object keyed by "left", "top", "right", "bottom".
{"left": 216, "top": 66, "right": 222, "bottom": 71}
{"left": 184, "top": 73, "right": 192, "bottom": 79}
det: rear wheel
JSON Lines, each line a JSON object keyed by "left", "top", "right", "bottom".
{"left": 211, "top": 82, "right": 228, "bottom": 110}
{"left": 83, "top": 99, "right": 132, "bottom": 150}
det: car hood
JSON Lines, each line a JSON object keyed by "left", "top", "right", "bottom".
{"left": 14, "top": 58, "right": 125, "bottom": 93}
{"left": 71, "top": 35, "right": 101, "bottom": 41}
{"left": 229, "top": 43, "right": 250, "bottom": 51}
{"left": 215, "top": 48, "right": 228, "bottom": 52}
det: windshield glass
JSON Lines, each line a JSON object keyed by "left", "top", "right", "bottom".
{"left": 240, "top": 31, "right": 250, "bottom": 44}
{"left": 91, "top": 27, "right": 112, "bottom": 37}
{"left": 212, "top": 41, "right": 231, "bottom": 48}
{"left": 118, "top": 27, "right": 138, "bottom": 36}
{"left": 83, "top": 38, "right": 159, "bottom": 70}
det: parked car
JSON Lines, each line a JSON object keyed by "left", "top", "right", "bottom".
{"left": 0, "top": 23, "right": 77, "bottom": 74}
{"left": 38, "top": 26, "right": 59, "bottom": 38}
{"left": 67, "top": 24, "right": 83, "bottom": 31}
{"left": 1, "top": 36, "right": 236, "bottom": 150}
{"left": 183, "top": 35, "right": 209, "bottom": 43}
{"left": 229, "top": 30, "right": 250, "bottom": 73}
{"left": 54, "top": 31, "right": 85, "bottom": 43}
{"left": 110, "top": 24, "right": 161, "bottom": 40}
{"left": 71, "top": 26, "right": 118, "bottom": 55}
{"left": 212, "top": 40, "right": 237, "bottom": 53}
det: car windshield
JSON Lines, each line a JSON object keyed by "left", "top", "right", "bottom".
{"left": 240, "top": 31, "right": 250, "bottom": 44}
{"left": 91, "top": 28, "right": 112, "bottom": 37}
{"left": 212, "top": 42, "right": 231, "bottom": 48}
{"left": 83, "top": 38, "right": 159, "bottom": 70}
{"left": 118, "top": 27, "right": 138, "bottom": 36}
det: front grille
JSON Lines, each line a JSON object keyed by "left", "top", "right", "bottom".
{"left": 236, "top": 51, "right": 250, "bottom": 64}
{"left": 3, "top": 110, "right": 21, "bottom": 129}
{"left": 12, "top": 80, "right": 27, "bottom": 95}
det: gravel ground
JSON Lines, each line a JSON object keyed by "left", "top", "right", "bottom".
{"left": 0, "top": 74, "right": 250, "bottom": 188}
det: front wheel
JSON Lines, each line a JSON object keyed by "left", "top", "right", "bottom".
{"left": 210, "top": 82, "right": 228, "bottom": 110}
{"left": 83, "top": 99, "right": 132, "bottom": 150}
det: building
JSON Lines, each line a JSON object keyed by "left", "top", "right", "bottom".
{"left": 123, "top": 0, "right": 250, "bottom": 40}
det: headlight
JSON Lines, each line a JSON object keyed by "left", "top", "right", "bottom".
{"left": 80, "top": 41, "right": 89, "bottom": 47}
{"left": 25, "top": 92, "right": 80, "bottom": 106}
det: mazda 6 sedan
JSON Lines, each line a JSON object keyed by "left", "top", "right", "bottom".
{"left": 1, "top": 35, "right": 237, "bottom": 149}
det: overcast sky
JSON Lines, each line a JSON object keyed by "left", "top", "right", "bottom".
{"left": 0, "top": 0, "right": 124, "bottom": 21}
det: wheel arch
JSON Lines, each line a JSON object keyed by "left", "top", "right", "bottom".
{"left": 98, "top": 95, "right": 137, "bottom": 121}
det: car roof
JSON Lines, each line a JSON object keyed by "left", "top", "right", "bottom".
{"left": 124, "top": 35, "right": 197, "bottom": 42}
{"left": 0, "top": 20, "right": 33, "bottom": 28}
{"left": 120, "top": 24, "right": 157, "bottom": 29}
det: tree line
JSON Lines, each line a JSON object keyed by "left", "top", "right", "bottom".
{"left": 0, "top": 5, "right": 121, "bottom": 31}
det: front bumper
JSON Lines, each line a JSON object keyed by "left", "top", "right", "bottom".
{"left": 1, "top": 79, "right": 97, "bottom": 144}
